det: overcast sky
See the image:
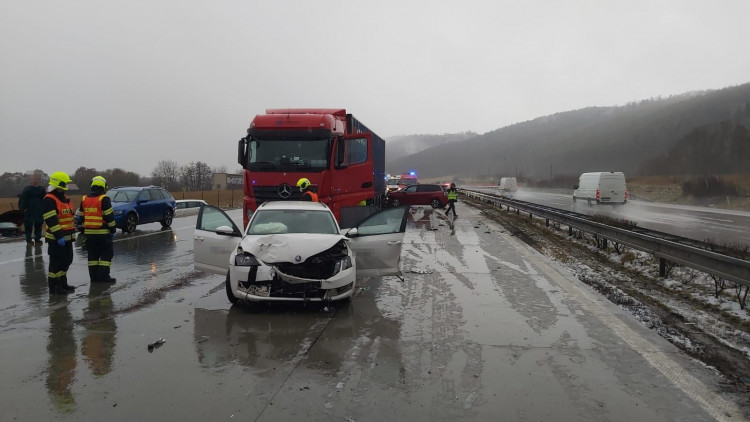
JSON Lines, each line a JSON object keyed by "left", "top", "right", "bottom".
{"left": 2, "top": 0, "right": 749, "bottom": 176}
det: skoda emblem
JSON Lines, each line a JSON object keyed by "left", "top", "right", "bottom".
{"left": 278, "top": 183, "right": 293, "bottom": 199}
{"left": 294, "top": 255, "right": 302, "bottom": 263}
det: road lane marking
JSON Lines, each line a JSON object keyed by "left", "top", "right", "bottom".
{"left": 0, "top": 225, "right": 194, "bottom": 267}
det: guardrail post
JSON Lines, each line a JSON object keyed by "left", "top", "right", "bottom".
{"left": 568, "top": 226, "right": 573, "bottom": 236}
{"left": 529, "top": 212, "right": 533, "bottom": 220}
{"left": 545, "top": 218, "right": 549, "bottom": 227}
{"left": 601, "top": 238, "right": 607, "bottom": 250}
{"left": 659, "top": 258, "right": 666, "bottom": 277}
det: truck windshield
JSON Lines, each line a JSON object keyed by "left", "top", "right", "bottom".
{"left": 247, "top": 136, "right": 330, "bottom": 172}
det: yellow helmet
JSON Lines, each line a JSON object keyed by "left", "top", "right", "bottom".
{"left": 49, "top": 171, "right": 72, "bottom": 191}
{"left": 91, "top": 175, "right": 107, "bottom": 189}
{"left": 296, "top": 177, "right": 311, "bottom": 192}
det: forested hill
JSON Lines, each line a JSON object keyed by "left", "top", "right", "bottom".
{"left": 385, "top": 83, "right": 750, "bottom": 181}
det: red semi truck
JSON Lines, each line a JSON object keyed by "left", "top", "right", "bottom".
{"left": 237, "top": 108, "right": 386, "bottom": 228}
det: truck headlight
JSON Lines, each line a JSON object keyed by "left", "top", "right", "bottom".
{"left": 235, "top": 254, "right": 260, "bottom": 266}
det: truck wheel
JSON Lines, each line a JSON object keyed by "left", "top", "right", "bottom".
{"left": 431, "top": 199, "right": 441, "bottom": 208}
{"left": 391, "top": 199, "right": 400, "bottom": 207}
{"left": 160, "top": 209, "right": 173, "bottom": 227}
{"left": 124, "top": 213, "right": 137, "bottom": 233}
{"left": 226, "top": 273, "right": 238, "bottom": 305}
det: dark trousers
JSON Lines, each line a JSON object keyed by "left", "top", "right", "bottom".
{"left": 446, "top": 200, "right": 457, "bottom": 217}
{"left": 24, "top": 211, "right": 43, "bottom": 242}
{"left": 87, "top": 234, "right": 114, "bottom": 281}
{"left": 48, "top": 240, "right": 74, "bottom": 288}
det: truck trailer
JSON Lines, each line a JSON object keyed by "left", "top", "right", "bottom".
{"left": 237, "top": 108, "right": 386, "bottom": 228}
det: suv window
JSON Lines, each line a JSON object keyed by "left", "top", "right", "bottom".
{"left": 139, "top": 190, "right": 152, "bottom": 201}
{"left": 403, "top": 185, "right": 418, "bottom": 193}
{"left": 417, "top": 185, "right": 438, "bottom": 192}
{"left": 160, "top": 189, "right": 174, "bottom": 200}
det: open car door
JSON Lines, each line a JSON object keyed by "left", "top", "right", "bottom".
{"left": 194, "top": 205, "right": 243, "bottom": 274}
{"left": 345, "top": 206, "right": 409, "bottom": 277}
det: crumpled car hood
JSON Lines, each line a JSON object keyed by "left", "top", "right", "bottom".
{"left": 239, "top": 233, "right": 348, "bottom": 264}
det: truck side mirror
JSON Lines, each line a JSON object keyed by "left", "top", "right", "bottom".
{"left": 573, "top": 185, "right": 579, "bottom": 189}
{"left": 237, "top": 138, "right": 247, "bottom": 168}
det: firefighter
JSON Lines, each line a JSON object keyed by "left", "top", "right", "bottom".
{"left": 297, "top": 178, "right": 318, "bottom": 202}
{"left": 78, "top": 176, "right": 117, "bottom": 283}
{"left": 42, "top": 171, "right": 77, "bottom": 294}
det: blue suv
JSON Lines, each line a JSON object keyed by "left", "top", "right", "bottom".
{"left": 106, "top": 186, "right": 177, "bottom": 233}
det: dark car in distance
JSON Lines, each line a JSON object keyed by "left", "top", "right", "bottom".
{"left": 107, "top": 186, "right": 176, "bottom": 233}
{"left": 386, "top": 184, "right": 448, "bottom": 208}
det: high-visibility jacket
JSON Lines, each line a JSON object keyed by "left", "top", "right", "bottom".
{"left": 301, "top": 191, "right": 319, "bottom": 202}
{"left": 43, "top": 193, "right": 76, "bottom": 241}
{"left": 447, "top": 189, "right": 457, "bottom": 201}
{"left": 82, "top": 195, "right": 110, "bottom": 235}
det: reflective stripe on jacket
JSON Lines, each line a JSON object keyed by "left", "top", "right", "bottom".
{"left": 82, "top": 195, "right": 110, "bottom": 235}
{"left": 43, "top": 193, "right": 76, "bottom": 241}
{"left": 302, "top": 191, "right": 319, "bottom": 202}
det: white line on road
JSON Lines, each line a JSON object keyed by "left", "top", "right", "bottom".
{"left": 0, "top": 224, "right": 194, "bottom": 267}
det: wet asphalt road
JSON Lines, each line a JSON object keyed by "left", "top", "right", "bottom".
{"left": 0, "top": 206, "right": 744, "bottom": 421}
{"left": 470, "top": 186, "right": 750, "bottom": 245}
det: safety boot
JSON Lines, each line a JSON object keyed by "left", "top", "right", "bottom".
{"left": 48, "top": 277, "right": 58, "bottom": 294}
{"left": 59, "top": 276, "right": 75, "bottom": 293}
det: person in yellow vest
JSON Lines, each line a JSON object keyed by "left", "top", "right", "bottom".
{"left": 42, "top": 171, "right": 77, "bottom": 294}
{"left": 77, "top": 176, "right": 117, "bottom": 283}
{"left": 297, "top": 178, "right": 318, "bottom": 202}
{"left": 445, "top": 182, "right": 458, "bottom": 218}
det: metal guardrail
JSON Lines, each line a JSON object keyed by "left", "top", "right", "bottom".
{"left": 459, "top": 188, "right": 750, "bottom": 287}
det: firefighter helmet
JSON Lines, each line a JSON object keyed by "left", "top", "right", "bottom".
{"left": 91, "top": 175, "right": 107, "bottom": 189}
{"left": 296, "top": 178, "right": 311, "bottom": 192}
{"left": 49, "top": 171, "right": 72, "bottom": 191}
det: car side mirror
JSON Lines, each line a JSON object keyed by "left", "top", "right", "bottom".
{"left": 345, "top": 227, "right": 358, "bottom": 237}
{"left": 216, "top": 225, "right": 236, "bottom": 236}
{"left": 573, "top": 185, "right": 579, "bottom": 189}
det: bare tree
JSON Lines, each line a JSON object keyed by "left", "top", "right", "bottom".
{"left": 180, "top": 161, "right": 213, "bottom": 191}
{"left": 152, "top": 160, "right": 180, "bottom": 191}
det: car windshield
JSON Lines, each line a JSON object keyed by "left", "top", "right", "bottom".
{"left": 107, "top": 190, "right": 139, "bottom": 202}
{"left": 387, "top": 178, "right": 400, "bottom": 185}
{"left": 247, "top": 209, "right": 339, "bottom": 235}
{"left": 247, "top": 136, "right": 330, "bottom": 172}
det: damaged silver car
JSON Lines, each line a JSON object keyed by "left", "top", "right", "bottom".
{"left": 193, "top": 201, "right": 409, "bottom": 304}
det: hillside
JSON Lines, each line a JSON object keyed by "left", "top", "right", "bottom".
{"left": 386, "top": 83, "right": 750, "bottom": 181}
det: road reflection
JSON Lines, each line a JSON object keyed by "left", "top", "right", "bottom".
{"left": 20, "top": 244, "right": 46, "bottom": 302}
{"left": 81, "top": 283, "right": 116, "bottom": 377}
{"left": 45, "top": 298, "right": 77, "bottom": 413}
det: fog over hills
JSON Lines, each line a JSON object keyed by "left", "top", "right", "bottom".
{"left": 386, "top": 83, "right": 750, "bottom": 182}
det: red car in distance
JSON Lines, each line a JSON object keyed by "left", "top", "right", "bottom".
{"left": 386, "top": 184, "right": 448, "bottom": 208}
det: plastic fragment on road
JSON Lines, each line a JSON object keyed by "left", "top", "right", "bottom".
{"left": 147, "top": 338, "right": 166, "bottom": 352}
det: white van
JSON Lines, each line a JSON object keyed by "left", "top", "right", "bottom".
{"left": 497, "top": 177, "right": 518, "bottom": 197}
{"left": 573, "top": 172, "right": 628, "bottom": 205}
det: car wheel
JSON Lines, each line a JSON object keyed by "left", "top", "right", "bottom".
{"left": 431, "top": 198, "right": 441, "bottom": 208}
{"left": 160, "top": 209, "right": 173, "bottom": 227}
{"left": 123, "top": 213, "right": 137, "bottom": 233}
{"left": 391, "top": 198, "right": 400, "bottom": 207}
{"left": 226, "top": 273, "right": 238, "bottom": 305}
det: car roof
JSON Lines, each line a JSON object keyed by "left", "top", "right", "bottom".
{"left": 175, "top": 199, "right": 207, "bottom": 203}
{"left": 257, "top": 201, "right": 331, "bottom": 211}
{"left": 110, "top": 185, "right": 165, "bottom": 191}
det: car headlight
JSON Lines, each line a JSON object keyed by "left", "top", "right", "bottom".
{"left": 235, "top": 253, "right": 260, "bottom": 266}
{"left": 332, "top": 256, "right": 352, "bottom": 275}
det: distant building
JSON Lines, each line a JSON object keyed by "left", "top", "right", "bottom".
{"left": 212, "top": 173, "right": 243, "bottom": 190}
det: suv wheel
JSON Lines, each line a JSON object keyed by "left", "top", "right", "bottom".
{"left": 391, "top": 198, "right": 400, "bottom": 207}
{"left": 431, "top": 198, "right": 441, "bottom": 208}
{"left": 124, "top": 213, "right": 137, "bottom": 233}
{"left": 161, "top": 209, "right": 173, "bottom": 227}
